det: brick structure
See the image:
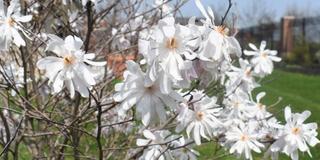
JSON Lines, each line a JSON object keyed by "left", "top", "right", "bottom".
{"left": 280, "top": 16, "right": 295, "bottom": 57}
{"left": 106, "top": 54, "right": 136, "bottom": 78}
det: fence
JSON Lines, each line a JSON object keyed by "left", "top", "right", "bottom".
{"left": 237, "top": 16, "right": 320, "bottom": 62}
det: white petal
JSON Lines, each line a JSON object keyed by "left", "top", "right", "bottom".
{"left": 270, "top": 56, "right": 281, "bottom": 62}
{"left": 162, "top": 26, "right": 175, "bottom": 38}
{"left": 66, "top": 79, "right": 75, "bottom": 98}
{"left": 244, "top": 50, "right": 257, "bottom": 56}
{"left": 64, "top": 35, "right": 83, "bottom": 51}
{"left": 160, "top": 73, "right": 171, "bottom": 94}
{"left": 260, "top": 41, "right": 267, "bottom": 51}
{"left": 0, "top": 0, "right": 4, "bottom": 17}
{"left": 73, "top": 73, "right": 89, "bottom": 97}
{"left": 84, "top": 59, "right": 106, "bottom": 66}
{"left": 193, "top": 123, "right": 201, "bottom": 145}
{"left": 52, "top": 72, "right": 64, "bottom": 93}
{"left": 195, "top": 0, "right": 210, "bottom": 21}
{"left": 14, "top": 15, "right": 32, "bottom": 22}
{"left": 284, "top": 106, "right": 292, "bottom": 122}
{"left": 7, "top": 0, "right": 19, "bottom": 15}
{"left": 136, "top": 139, "right": 150, "bottom": 146}
{"left": 84, "top": 53, "right": 96, "bottom": 59}
{"left": 77, "top": 64, "right": 96, "bottom": 85}
{"left": 11, "top": 28, "right": 25, "bottom": 46}
{"left": 309, "top": 136, "right": 320, "bottom": 147}
{"left": 249, "top": 43, "right": 258, "bottom": 51}
{"left": 143, "top": 130, "right": 156, "bottom": 140}
{"left": 256, "top": 92, "right": 266, "bottom": 102}
{"left": 297, "top": 110, "right": 311, "bottom": 124}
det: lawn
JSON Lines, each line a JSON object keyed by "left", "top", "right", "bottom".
{"left": 197, "top": 69, "right": 320, "bottom": 160}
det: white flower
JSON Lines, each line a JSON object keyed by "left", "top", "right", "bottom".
{"left": 137, "top": 130, "right": 173, "bottom": 160}
{"left": 270, "top": 107, "right": 319, "bottom": 160}
{"left": 113, "top": 60, "right": 182, "bottom": 126}
{"left": 195, "top": 0, "right": 241, "bottom": 62}
{"left": 199, "top": 26, "right": 241, "bottom": 62}
{"left": 0, "top": 0, "right": 32, "bottom": 49}
{"left": 244, "top": 41, "right": 281, "bottom": 76}
{"left": 0, "top": 62, "right": 30, "bottom": 96}
{"left": 225, "top": 122, "right": 264, "bottom": 160}
{"left": 148, "top": 17, "right": 196, "bottom": 91}
{"left": 226, "top": 59, "right": 258, "bottom": 94}
{"left": 247, "top": 92, "right": 272, "bottom": 120}
{"left": 37, "top": 35, "right": 106, "bottom": 98}
{"left": 183, "top": 94, "right": 221, "bottom": 145}
{"left": 223, "top": 89, "right": 252, "bottom": 120}
{"left": 171, "top": 136, "right": 199, "bottom": 160}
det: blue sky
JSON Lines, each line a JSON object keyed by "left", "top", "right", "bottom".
{"left": 179, "top": 0, "right": 320, "bottom": 27}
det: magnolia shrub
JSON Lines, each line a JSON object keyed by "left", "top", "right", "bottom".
{"left": 0, "top": 0, "right": 318, "bottom": 160}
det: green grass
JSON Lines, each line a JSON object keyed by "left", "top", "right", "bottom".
{"left": 198, "top": 69, "right": 320, "bottom": 160}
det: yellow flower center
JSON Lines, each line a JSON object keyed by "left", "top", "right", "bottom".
{"left": 233, "top": 101, "right": 240, "bottom": 108}
{"left": 257, "top": 103, "right": 265, "bottom": 110}
{"left": 215, "top": 25, "right": 228, "bottom": 36}
{"left": 261, "top": 52, "right": 267, "bottom": 58}
{"left": 166, "top": 37, "right": 178, "bottom": 50}
{"left": 63, "top": 55, "right": 76, "bottom": 66}
{"left": 291, "top": 127, "right": 301, "bottom": 135}
{"left": 196, "top": 111, "right": 204, "bottom": 121}
{"left": 145, "top": 85, "right": 155, "bottom": 94}
{"left": 6, "top": 17, "right": 15, "bottom": 27}
{"left": 240, "top": 134, "right": 249, "bottom": 141}
{"left": 245, "top": 68, "right": 252, "bottom": 77}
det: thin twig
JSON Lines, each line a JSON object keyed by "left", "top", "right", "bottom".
{"left": 0, "top": 114, "right": 24, "bottom": 157}
{"left": 220, "top": 0, "right": 232, "bottom": 25}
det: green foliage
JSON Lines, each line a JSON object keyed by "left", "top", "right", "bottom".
{"left": 286, "top": 42, "right": 311, "bottom": 65}
{"left": 286, "top": 40, "right": 320, "bottom": 65}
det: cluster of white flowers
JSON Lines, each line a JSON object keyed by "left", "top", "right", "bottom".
{"left": 113, "top": 0, "right": 319, "bottom": 159}
{"left": 0, "top": 0, "right": 317, "bottom": 159}
{"left": 0, "top": 1, "right": 108, "bottom": 99}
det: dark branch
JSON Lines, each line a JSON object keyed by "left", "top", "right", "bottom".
{"left": 220, "top": 0, "right": 232, "bottom": 25}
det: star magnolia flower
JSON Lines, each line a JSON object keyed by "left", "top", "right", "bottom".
{"left": 36, "top": 35, "right": 106, "bottom": 98}
{"left": 171, "top": 136, "right": 200, "bottom": 160}
{"left": 225, "top": 122, "right": 264, "bottom": 160}
{"left": 247, "top": 92, "right": 272, "bottom": 120}
{"left": 136, "top": 130, "right": 172, "bottom": 160}
{"left": 195, "top": 0, "right": 241, "bottom": 62}
{"left": 270, "top": 107, "right": 319, "bottom": 160}
{"left": 151, "top": 16, "right": 195, "bottom": 82}
{"left": 244, "top": 41, "right": 281, "bottom": 76}
{"left": 184, "top": 95, "right": 221, "bottom": 145}
{"left": 113, "top": 60, "right": 182, "bottom": 126}
{"left": 226, "top": 59, "right": 258, "bottom": 95}
{"left": 224, "top": 89, "right": 252, "bottom": 120}
{"left": 0, "top": 0, "right": 32, "bottom": 49}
